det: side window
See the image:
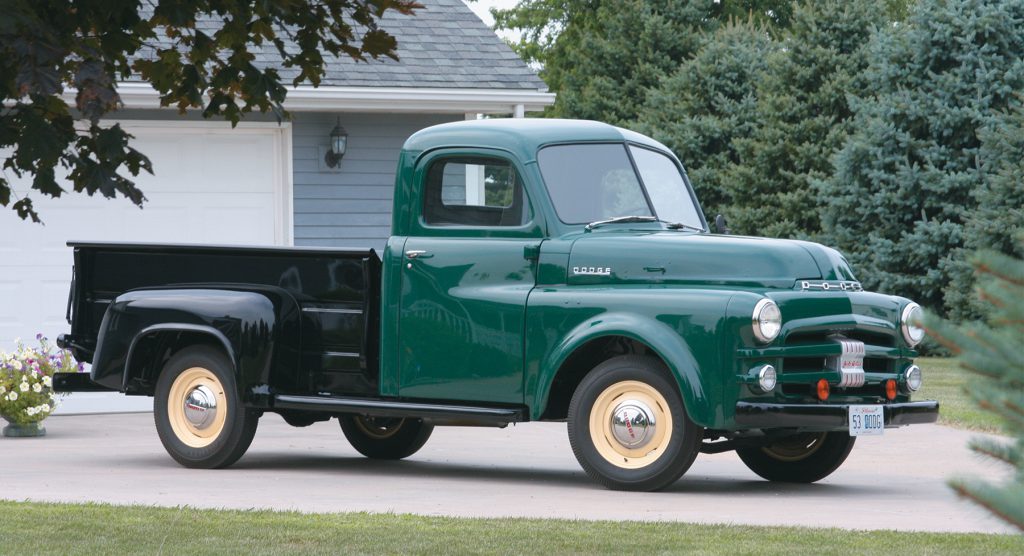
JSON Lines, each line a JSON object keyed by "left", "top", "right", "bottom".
{"left": 423, "top": 157, "right": 531, "bottom": 227}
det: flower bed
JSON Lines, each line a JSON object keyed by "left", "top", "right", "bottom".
{"left": 0, "top": 335, "right": 79, "bottom": 429}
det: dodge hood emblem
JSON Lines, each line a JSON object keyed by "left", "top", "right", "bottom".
{"left": 800, "top": 280, "right": 863, "bottom": 292}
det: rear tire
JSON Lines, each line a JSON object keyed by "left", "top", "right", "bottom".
{"left": 154, "top": 346, "right": 259, "bottom": 469}
{"left": 339, "top": 415, "right": 433, "bottom": 460}
{"left": 736, "top": 431, "right": 856, "bottom": 483}
{"left": 567, "top": 355, "right": 701, "bottom": 491}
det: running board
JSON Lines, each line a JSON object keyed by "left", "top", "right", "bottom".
{"left": 273, "top": 394, "right": 528, "bottom": 426}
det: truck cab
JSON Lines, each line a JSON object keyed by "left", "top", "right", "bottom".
{"left": 57, "top": 119, "right": 938, "bottom": 491}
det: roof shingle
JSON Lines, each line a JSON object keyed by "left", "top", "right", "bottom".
{"left": 132, "top": 0, "right": 546, "bottom": 91}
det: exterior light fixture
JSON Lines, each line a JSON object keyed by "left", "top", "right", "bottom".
{"left": 325, "top": 117, "right": 348, "bottom": 168}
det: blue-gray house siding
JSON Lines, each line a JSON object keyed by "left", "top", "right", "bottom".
{"left": 291, "top": 112, "right": 460, "bottom": 249}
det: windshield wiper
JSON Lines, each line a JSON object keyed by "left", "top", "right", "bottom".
{"left": 664, "top": 221, "right": 704, "bottom": 233}
{"left": 585, "top": 215, "right": 704, "bottom": 233}
{"left": 584, "top": 215, "right": 658, "bottom": 231}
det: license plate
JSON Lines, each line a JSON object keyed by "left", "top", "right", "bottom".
{"left": 849, "top": 405, "right": 884, "bottom": 436}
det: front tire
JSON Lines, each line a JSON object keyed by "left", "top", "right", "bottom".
{"left": 736, "top": 431, "right": 856, "bottom": 483}
{"left": 154, "top": 346, "right": 259, "bottom": 469}
{"left": 567, "top": 355, "right": 702, "bottom": 491}
{"left": 339, "top": 415, "right": 433, "bottom": 460}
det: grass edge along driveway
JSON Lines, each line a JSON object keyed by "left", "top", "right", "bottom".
{"left": 916, "top": 357, "right": 1001, "bottom": 433}
{"left": 1, "top": 501, "right": 1020, "bottom": 555}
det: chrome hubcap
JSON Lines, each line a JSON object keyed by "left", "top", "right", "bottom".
{"left": 609, "top": 400, "right": 656, "bottom": 449}
{"left": 183, "top": 385, "right": 218, "bottom": 429}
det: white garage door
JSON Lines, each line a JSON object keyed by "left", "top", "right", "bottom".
{"left": 0, "top": 121, "right": 292, "bottom": 413}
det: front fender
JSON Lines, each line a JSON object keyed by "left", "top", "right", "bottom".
{"left": 91, "top": 287, "right": 301, "bottom": 402}
{"left": 524, "top": 286, "right": 738, "bottom": 427}
{"left": 533, "top": 312, "right": 712, "bottom": 425}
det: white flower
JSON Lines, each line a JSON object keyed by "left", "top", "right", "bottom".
{"left": 42, "top": 376, "right": 52, "bottom": 388}
{"left": 32, "top": 382, "right": 42, "bottom": 393}
{"left": 41, "top": 404, "right": 51, "bottom": 413}
{"left": 12, "top": 360, "right": 22, "bottom": 371}
{"left": 0, "top": 385, "right": 5, "bottom": 394}
{"left": 7, "top": 391, "right": 17, "bottom": 401}
{"left": 19, "top": 382, "right": 29, "bottom": 392}
{"left": 26, "top": 407, "right": 36, "bottom": 416}
{"left": 49, "top": 392, "right": 57, "bottom": 400}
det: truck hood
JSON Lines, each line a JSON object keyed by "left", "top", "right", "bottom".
{"left": 565, "top": 231, "right": 857, "bottom": 289}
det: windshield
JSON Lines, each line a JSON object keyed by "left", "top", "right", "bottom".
{"left": 537, "top": 143, "right": 704, "bottom": 230}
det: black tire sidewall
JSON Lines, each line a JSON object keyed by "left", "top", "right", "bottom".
{"left": 736, "top": 432, "right": 856, "bottom": 483}
{"left": 154, "top": 345, "right": 257, "bottom": 469}
{"left": 339, "top": 415, "right": 433, "bottom": 460}
{"left": 567, "top": 355, "right": 700, "bottom": 491}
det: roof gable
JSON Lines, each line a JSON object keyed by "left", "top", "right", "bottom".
{"left": 131, "top": 0, "right": 546, "bottom": 92}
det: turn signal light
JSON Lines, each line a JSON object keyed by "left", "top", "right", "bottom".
{"left": 885, "top": 379, "right": 897, "bottom": 401}
{"left": 816, "top": 379, "right": 830, "bottom": 401}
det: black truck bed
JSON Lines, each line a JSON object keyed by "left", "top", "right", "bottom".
{"left": 62, "top": 241, "right": 381, "bottom": 395}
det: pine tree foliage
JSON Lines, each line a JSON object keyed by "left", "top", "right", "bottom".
{"left": 945, "top": 102, "right": 1024, "bottom": 320}
{"left": 724, "top": 0, "right": 884, "bottom": 239}
{"left": 492, "top": 0, "right": 793, "bottom": 124}
{"left": 818, "top": 0, "right": 1024, "bottom": 315}
{"left": 924, "top": 245, "right": 1024, "bottom": 531}
{"left": 548, "top": 0, "right": 721, "bottom": 125}
{"left": 636, "top": 20, "right": 774, "bottom": 221}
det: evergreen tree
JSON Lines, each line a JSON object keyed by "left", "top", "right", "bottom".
{"left": 636, "top": 20, "right": 774, "bottom": 219}
{"left": 925, "top": 245, "right": 1024, "bottom": 531}
{"left": 493, "top": 0, "right": 792, "bottom": 124}
{"left": 818, "top": 0, "right": 1024, "bottom": 315}
{"left": 725, "top": 1, "right": 884, "bottom": 239}
{"left": 945, "top": 102, "right": 1024, "bottom": 320}
{"left": 551, "top": 0, "right": 724, "bottom": 125}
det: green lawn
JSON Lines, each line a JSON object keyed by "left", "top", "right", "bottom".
{"left": 0, "top": 501, "right": 1020, "bottom": 555}
{"left": 916, "top": 357, "right": 1002, "bottom": 433}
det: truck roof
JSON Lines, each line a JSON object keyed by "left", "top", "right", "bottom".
{"left": 402, "top": 118, "right": 672, "bottom": 163}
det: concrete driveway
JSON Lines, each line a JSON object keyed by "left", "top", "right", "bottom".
{"left": 2, "top": 412, "right": 1015, "bottom": 534}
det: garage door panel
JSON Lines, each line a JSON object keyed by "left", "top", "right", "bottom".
{"left": 136, "top": 132, "right": 279, "bottom": 193}
{"left": 0, "top": 123, "right": 289, "bottom": 358}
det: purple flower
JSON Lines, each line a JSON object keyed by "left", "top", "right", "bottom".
{"left": 36, "top": 333, "right": 43, "bottom": 340}
{"left": 77, "top": 362, "right": 85, "bottom": 372}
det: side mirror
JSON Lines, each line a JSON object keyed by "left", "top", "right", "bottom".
{"left": 714, "top": 214, "right": 730, "bottom": 234}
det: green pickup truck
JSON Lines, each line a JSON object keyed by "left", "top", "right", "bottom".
{"left": 56, "top": 119, "right": 937, "bottom": 491}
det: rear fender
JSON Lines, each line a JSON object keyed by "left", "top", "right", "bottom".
{"left": 91, "top": 287, "right": 301, "bottom": 405}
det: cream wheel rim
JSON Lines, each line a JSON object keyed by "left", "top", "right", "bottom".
{"left": 589, "top": 380, "right": 673, "bottom": 469}
{"left": 168, "top": 367, "right": 228, "bottom": 448}
{"left": 762, "top": 433, "right": 827, "bottom": 462}
{"left": 353, "top": 416, "right": 404, "bottom": 439}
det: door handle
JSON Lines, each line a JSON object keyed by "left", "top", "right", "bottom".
{"left": 405, "top": 250, "right": 432, "bottom": 259}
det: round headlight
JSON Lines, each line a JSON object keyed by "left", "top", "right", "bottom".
{"left": 752, "top": 299, "right": 781, "bottom": 343}
{"left": 904, "top": 365, "right": 922, "bottom": 392}
{"left": 901, "top": 303, "right": 925, "bottom": 347}
{"left": 757, "top": 364, "right": 777, "bottom": 392}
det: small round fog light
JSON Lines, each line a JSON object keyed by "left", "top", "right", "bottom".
{"left": 757, "top": 365, "right": 777, "bottom": 393}
{"left": 904, "top": 365, "right": 922, "bottom": 392}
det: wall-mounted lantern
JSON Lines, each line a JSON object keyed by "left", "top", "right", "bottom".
{"left": 324, "top": 117, "right": 348, "bottom": 168}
